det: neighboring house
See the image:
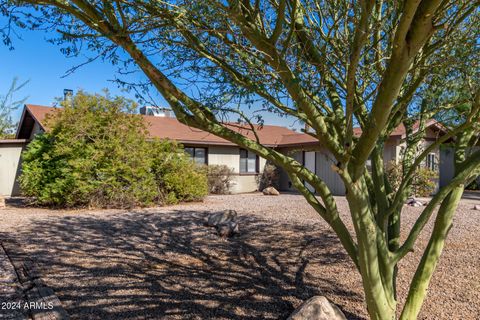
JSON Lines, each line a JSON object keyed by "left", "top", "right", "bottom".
{"left": 0, "top": 104, "right": 471, "bottom": 197}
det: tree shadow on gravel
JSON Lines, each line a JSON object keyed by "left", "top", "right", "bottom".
{"left": 1, "top": 210, "right": 366, "bottom": 320}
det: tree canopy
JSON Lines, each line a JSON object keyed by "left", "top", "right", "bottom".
{"left": 3, "top": 1, "right": 480, "bottom": 319}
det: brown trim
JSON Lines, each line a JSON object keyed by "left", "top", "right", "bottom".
{"left": 0, "top": 139, "right": 29, "bottom": 144}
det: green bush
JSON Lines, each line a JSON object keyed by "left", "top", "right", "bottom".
{"left": 206, "top": 164, "right": 234, "bottom": 194}
{"left": 386, "top": 161, "right": 438, "bottom": 197}
{"left": 19, "top": 90, "right": 207, "bottom": 208}
{"left": 150, "top": 140, "right": 208, "bottom": 204}
{"left": 257, "top": 163, "right": 280, "bottom": 190}
{"left": 466, "top": 178, "right": 480, "bottom": 190}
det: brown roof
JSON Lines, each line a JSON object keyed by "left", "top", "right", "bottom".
{"left": 353, "top": 119, "right": 445, "bottom": 138}
{"left": 20, "top": 104, "right": 318, "bottom": 147}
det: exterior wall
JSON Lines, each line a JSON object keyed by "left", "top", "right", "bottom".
{"left": 278, "top": 147, "right": 346, "bottom": 195}
{"left": 440, "top": 146, "right": 480, "bottom": 188}
{"left": 279, "top": 149, "right": 303, "bottom": 192}
{"left": 0, "top": 142, "right": 26, "bottom": 196}
{"left": 384, "top": 139, "right": 401, "bottom": 164}
{"left": 315, "top": 149, "right": 346, "bottom": 195}
{"left": 30, "top": 122, "right": 42, "bottom": 139}
{"left": 207, "top": 145, "right": 266, "bottom": 193}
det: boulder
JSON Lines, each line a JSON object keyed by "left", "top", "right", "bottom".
{"left": 288, "top": 296, "right": 347, "bottom": 320}
{"left": 206, "top": 209, "right": 237, "bottom": 227}
{"left": 216, "top": 221, "right": 239, "bottom": 238}
{"left": 262, "top": 186, "right": 280, "bottom": 196}
{"left": 473, "top": 204, "right": 480, "bottom": 211}
{"left": 406, "top": 198, "right": 423, "bottom": 207}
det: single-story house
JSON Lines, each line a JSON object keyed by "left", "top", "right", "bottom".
{"left": 0, "top": 104, "right": 472, "bottom": 197}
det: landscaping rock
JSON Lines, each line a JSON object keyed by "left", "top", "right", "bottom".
{"left": 287, "top": 296, "right": 347, "bottom": 320}
{"left": 206, "top": 209, "right": 237, "bottom": 227}
{"left": 262, "top": 187, "right": 280, "bottom": 196}
{"left": 216, "top": 221, "right": 239, "bottom": 238}
{"left": 406, "top": 198, "right": 424, "bottom": 207}
{"left": 473, "top": 204, "right": 480, "bottom": 211}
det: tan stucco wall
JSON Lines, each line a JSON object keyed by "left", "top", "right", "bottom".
{"left": 207, "top": 145, "right": 266, "bottom": 193}
{"left": 0, "top": 143, "right": 25, "bottom": 196}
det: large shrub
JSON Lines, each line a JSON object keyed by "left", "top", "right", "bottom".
{"left": 257, "top": 163, "right": 280, "bottom": 191}
{"left": 19, "top": 90, "right": 207, "bottom": 208}
{"left": 150, "top": 140, "right": 208, "bottom": 203}
{"left": 386, "top": 161, "right": 438, "bottom": 197}
{"left": 206, "top": 164, "right": 234, "bottom": 194}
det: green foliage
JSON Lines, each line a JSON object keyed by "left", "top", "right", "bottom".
{"left": 387, "top": 161, "right": 438, "bottom": 197}
{"left": 466, "top": 178, "right": 480, "bottom": 191}
{"left": 257, "top": 163, "right": 280, "bottom": 191}
{"left": 150, "top": 140, "right": 208, "bottom": 204}
{"left": 19, "top": 90, "right": 207, "bottom": 208}
{"left": 206, "top": 164, "right": 234, "bottom": 194}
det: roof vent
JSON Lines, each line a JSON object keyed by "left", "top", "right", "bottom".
{"left": 139, "top": 106, "right": 173, "bottom": 117}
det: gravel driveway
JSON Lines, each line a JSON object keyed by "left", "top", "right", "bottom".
{"left": 0, "top": 193, "right": 479, "bottom": 319}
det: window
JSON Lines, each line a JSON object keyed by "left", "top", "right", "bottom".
{"left": 240, "top": 148, "right": 258, "bottom": 173}
{"left": 185, "top": 147, "right": 208, "bottom": 165}
{"left": 426, "top": 153, "right": 436, "bottom": 170}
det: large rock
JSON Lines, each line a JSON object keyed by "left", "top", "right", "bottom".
{"left": 216, "top": 221, "right": 239, "bottom": 238}
{"left": 406, "top": 198, "right": 423, "bottom": 207}
{"left": 206, "top": 209, "right": 237, "bottom": 227}
{"left": 262, "top": 186, "right": 280, "bottom": 196}
{"left": 288, "top": 296, "right": 347, "bottom": 320}
{"left": 473, "top": 204, "right": 480, "bottom": 211}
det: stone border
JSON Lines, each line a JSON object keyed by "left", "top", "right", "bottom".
{"left": 1, "top": 241, "right": 69, "bottom": 320}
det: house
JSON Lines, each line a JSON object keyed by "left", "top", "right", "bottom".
{"left": 2, "top": 104, "right": 317, "bottom": 196}
{"left": 0, "top": 104, "right": 470, "bottom": 197}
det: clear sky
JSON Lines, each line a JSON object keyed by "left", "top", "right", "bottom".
{"left": 0, "top": 26, "right": 301, "bottom": 130}
{"left": 0, "top": 26, "right": 151, "bottom": 122}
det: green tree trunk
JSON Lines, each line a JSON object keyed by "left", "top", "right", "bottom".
{"left": 400, "top": 186, "right": 464, "bottom": 319}
{"left": 346, "top": 178, "right": 397, "bottom": 320}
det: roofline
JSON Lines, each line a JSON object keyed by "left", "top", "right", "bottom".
{"left": 14, "top": 106, "right": 28, "bottom": 139}
{"left": 0, "top": 139, "right": 29, "bottom": 144}
{"left": 15, "top": 104, "right": 49, "bottom": 139}
{"left": 146, "top": 138, "right": 279, "bottom": 147}
{"left": 25, "top": 105, "right": 48, "bottom": 131}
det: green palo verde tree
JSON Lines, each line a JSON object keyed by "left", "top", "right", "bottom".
{"left": 5, "top": 1, "right": 480, "bottom": 319}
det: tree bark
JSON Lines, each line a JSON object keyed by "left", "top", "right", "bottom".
{"left": 400, "top": 186, "right": 464, "bottom": 319}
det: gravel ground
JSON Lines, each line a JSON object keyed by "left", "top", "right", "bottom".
{"left": 0, "top": 193, "right": 479, "bottom": 319}
{"left": 0, "top": 244, "right": 28, "bottom": 320}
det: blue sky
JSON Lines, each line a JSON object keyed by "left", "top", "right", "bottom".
{"left": 0, "top": 26, "right": 300, "bottom": 130}
{"left": 0, "top": 27, "right": 152, "bottom": 122}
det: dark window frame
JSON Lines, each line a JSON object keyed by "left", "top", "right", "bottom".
{"left": 426, "top": 153, "right": 436, "bottom": 171}
{"left": 185, "top": 146, "right": 208, "bottom": 165}
{"left": 239, "top": 148, "right": 259, "bottom": 174}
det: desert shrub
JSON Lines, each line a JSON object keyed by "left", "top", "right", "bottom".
{"left": 386, "top": 161, "right": 438, "bottom": 197}
{"left": 206, "top": 164, "right": 234, "bottom": 194}
{"left": 466, "top": 177, "right": 480, "bottom": 190}
{"left": 257, "top": 163, "right": 280, "bottom": 190}
{"left": 19, "top": 90, "right": 207, "bottom": 208}
{"left": 150, "top": 140, "right": 208, "bottom": 203}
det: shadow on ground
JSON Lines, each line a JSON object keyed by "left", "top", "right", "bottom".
{"left": 1, "top": 210, "right": 365, "bottom": 319}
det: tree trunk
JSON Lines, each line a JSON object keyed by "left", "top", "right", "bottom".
{"left": 400, "top": 186, "right": 464, "bottom": 319}
{"left": 346, "top": 178, "right": 397, "bottom": 320}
